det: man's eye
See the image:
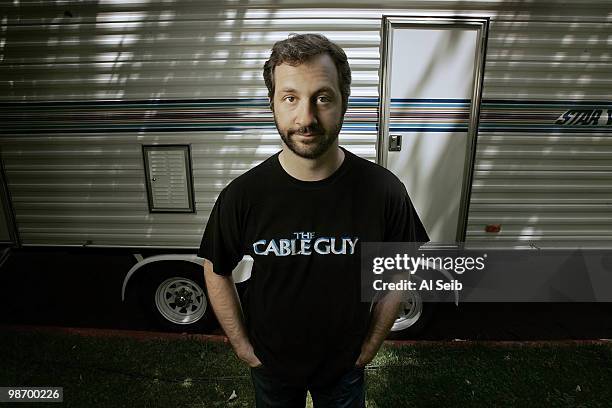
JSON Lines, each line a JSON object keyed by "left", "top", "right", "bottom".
{"left": 317, "top": 96, "right": 330, "bottom": 103}
{"left": 284, "top": 96, "right": 295, "bottom": 103}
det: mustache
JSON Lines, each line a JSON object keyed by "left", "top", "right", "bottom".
{"left": 288, "top": 125, "right": 324, "bottom": 136}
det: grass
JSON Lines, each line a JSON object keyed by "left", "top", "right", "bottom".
{"left": 1, "top": 330, "right": 611, "bottom": 407}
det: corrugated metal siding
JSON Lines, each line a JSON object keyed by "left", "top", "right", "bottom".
{"left": 0, "top": 1, "right": 611, "bottom": 247}
{"left": 472, "top": 15, "right": 612, "bottom": 246}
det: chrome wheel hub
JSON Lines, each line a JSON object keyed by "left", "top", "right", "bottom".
{"left": 154, "top": 277, "right": 207, "bottom": 325}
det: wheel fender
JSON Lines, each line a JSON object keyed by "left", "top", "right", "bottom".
{"left": 411, "top": 258, "right": 460, "bottom": 306}
{"left": 121, "top": 254, "right": 254, "bottom": 301}
{"left": 430, "top": 267, "right": 460, "bottom": 306}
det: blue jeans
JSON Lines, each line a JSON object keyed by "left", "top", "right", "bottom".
{"left": 250, "top": 365, "right": 365, "bottom": 408}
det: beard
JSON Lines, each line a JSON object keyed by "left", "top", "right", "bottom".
{"left": 274, "top": 116, "right": 343, "bottom": 160}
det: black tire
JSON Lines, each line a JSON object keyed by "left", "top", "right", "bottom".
{"left": 127, "top": 261, "right": 216, "bottom": 333}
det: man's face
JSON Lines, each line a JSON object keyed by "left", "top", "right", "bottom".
{"left": 271, "top": 53, "right": 344, "bottom": 160}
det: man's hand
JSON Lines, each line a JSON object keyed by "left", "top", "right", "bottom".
{"left": 354, "top": 344, "right": 377, "bottom": 368}
{"left": 235, "top": 341, "right": 263, "bottom": 368}
{"left": 354, "top": 355, "right": 372, "bottom": 369}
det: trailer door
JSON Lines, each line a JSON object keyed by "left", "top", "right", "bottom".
{"left": 0, "top": 161, "right": 16, "bottom": 244}
{"left": 378, "top": 16, "right": 488, "bottom": 243}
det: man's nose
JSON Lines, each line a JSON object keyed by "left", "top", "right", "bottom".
{"left": 295, "top": 100, "right": 317, "bottom": 128}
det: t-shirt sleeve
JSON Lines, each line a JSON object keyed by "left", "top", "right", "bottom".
{"left": 197, "top": 187, "right": 244, "bottom": 276}
{"left": 384, "top": 180, "right": 430, "bottom": 243}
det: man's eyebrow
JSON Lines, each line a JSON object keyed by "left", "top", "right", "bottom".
{"left": 314, "top": 86, "right": 336, "bottom": 95}
{"left": 277, "top": 86, "right": 337, "bottom": 94}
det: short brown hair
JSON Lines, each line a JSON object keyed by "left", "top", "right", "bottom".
{"left": 263, "top": 33, "right": 352, "bottom": 113}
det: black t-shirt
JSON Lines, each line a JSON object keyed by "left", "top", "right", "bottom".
{"left": 198, "top": 146, "right": 429, "bottom": 387}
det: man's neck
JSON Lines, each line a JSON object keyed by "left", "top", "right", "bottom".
{"left": 278, "top": 144, "right": 345, "bottom": 182}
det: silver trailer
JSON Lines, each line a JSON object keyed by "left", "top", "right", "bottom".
{"left": 1, "top": 0, "right": 611, "bottom": 334}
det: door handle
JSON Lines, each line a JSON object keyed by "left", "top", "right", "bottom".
{"left": 389, "top": 134, "right": 402, "bottom": 151}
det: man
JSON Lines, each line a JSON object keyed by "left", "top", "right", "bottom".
{"left": 199, "top": 33, "right": 429, "bottom": 407}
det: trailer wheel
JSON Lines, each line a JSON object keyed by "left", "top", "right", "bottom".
{"left": 387, "top": 278, "right": 436, "bottom": 338}
{"left": 156, "top": 275, "right": 206, "bottom": 324}
{"left": 131, "top": 263, "right": 214, "bottom": 332}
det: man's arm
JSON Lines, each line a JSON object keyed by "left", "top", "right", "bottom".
{"left": 355, "top": 289, "right": 402, "bottom": 368}
{"left": 203, "top": 258, "right": 262, "bottom": 367}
